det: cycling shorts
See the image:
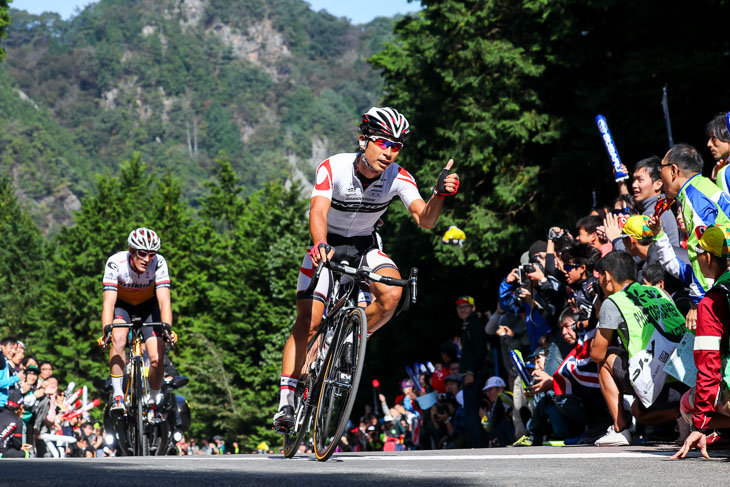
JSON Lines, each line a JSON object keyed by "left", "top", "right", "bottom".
{"left": 114, "top": 298, "right": 163, "bottom": 342}
{"left": 296, "top": 234, "right": 398, "bottom": 305}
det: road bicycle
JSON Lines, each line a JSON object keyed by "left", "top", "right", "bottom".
{"left": 283, "top": 259, "right": 417, "bottom": 461}
{"left": 99, "top": 318, "right": 174, "bottom": 456}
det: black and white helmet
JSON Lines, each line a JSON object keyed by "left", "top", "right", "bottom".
{"left": 360, "top": 107, "right": 410, "bottom": 142}
{"left": 128, "top": 227, "right": 161, "bottom": 251}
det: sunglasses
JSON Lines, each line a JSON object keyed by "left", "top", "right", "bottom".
{"left": 135, "top": 250, "right": 157, "bottom": 258}
{"left": 368, "top": 136, "right": 403, "bottom": 152}
{"left": 564, "top": 263, "right": 581, "bottom": 272}
{"left": 611, "top": 208, "right": 631, "bottom": 216}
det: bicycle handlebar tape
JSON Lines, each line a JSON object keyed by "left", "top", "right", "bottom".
{"left": 305, "top": 260, "right": 325, "bottom": 295}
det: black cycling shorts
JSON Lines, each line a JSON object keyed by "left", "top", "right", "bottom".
{"left": 114, "top": 298, "right": 163, "bottom": 341}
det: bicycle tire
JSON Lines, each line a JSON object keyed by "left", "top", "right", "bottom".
{"left": 134, "top": 358, "right": 150, "bottom": 456}
{"left": 313, "top": 308, "right": 367, "bottom": 461}
{"left": 283, "top": 375, "right": 315, "bottom": 458}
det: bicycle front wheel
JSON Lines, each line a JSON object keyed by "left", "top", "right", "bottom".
{"left": 313, "top": 308, "right": 367, "bottom": 461}
{"left": 283, "top": 375, "right": 314, "bottom": 458}
{"left": 133, "top": 359, "right": 150, "bottom": 456}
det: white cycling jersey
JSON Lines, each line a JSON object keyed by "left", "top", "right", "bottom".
{"left": 312, "top": 153, "right": 423, "bottom": 238}
{"left": 102, "top": 251, "right": 171, "bottom": 306}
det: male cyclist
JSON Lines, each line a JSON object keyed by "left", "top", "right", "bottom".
{"left": 101, "top": 228, "right": 174, "bottom": 423}
{"left": 273, "top": 107, "right": 460, "bottom": 432}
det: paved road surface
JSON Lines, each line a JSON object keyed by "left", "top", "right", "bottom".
{"left": 4, "top": 445, "right": 729, "bottom": 486}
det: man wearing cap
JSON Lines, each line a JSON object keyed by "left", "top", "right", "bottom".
{"left": 481, "top": 376, "right": 515, "bottom": 446}
{"left": 591, "top": 251, "right": 687, "bottom": 446}
{"left": 456, "top": 295, "right": 487, "bottom": 448}
{"left": 616, "top": 215, "right": 665, "bottom": 284}
{"left": 674, "top": 225, "right": 730, "bottom": 459}
{"left": 0, "top": 389, "right": 30, "bottom": 457}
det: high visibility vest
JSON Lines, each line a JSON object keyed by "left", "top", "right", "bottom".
{"left": 608, "top": 282, "right": 686, "bottom": 407}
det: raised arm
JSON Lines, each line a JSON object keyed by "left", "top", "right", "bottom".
{"left": 409, "top": 159, "right": 459, "bottom": 229}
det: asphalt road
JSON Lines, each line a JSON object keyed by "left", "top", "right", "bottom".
{"left": 3, "top": 445, "right": 729, "bottom": 487}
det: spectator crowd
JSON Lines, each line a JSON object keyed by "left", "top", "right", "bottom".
{"left": 334, "top": 112, "right": 730, "bottom": 458}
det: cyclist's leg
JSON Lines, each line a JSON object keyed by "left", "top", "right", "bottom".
{"left": 141, "top": 302, "right": 165, "bottom": 397}
{"left": 276, "top": 250, "right": 330, "bottom": 422}
{"left": 362, "top": 249, "right": 402, "bottom": 336}
{"left": 110, "top": 305, "right": 131, "bottom": 404}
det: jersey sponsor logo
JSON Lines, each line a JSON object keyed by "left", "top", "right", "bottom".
{"left": 107, "top": 262, "right": 119, "bottom": 271}
{"left": 120, "top": 280, "right": 155, "bottom": 289}
{"left": 331, "top": 198, "right": 392, "bottom": 214}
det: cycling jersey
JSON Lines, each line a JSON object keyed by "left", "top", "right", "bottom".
{"left": 102, "top": 251, "right": 171, "bottom": 306}
{"left": 312, "top": 153, "right": 423, "bottom": 238}
{"left": 678, "top": 174, "right": 730, "bottom": 301}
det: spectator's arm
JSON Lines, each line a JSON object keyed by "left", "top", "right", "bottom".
{"left": 590, "top": 328, "right": 613, "bottom": 363}
{"left": 485, "top": 309, "right": 502, "bottom": 335}
{"left": 378, "top": 393, "right": 389, "bottom": 416}
{"left": 498, "top": 275, "right": 521, "bottom": 314}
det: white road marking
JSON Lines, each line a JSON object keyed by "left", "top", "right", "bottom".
{"left": 247, "top": 451, "right": 675, "bottom": 461}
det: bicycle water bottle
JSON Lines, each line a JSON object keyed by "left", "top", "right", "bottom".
{"left": 320, "top": 328, "right": 335, "bottom": 361}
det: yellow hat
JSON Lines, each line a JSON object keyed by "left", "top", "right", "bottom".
{"left": 620, "top": 215, "right": 653, "bottom": 242}
{"left": 697, "top": 225, "right": 730, "bottom": 258}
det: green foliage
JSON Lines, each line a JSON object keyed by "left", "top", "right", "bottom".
{"left": 0, "top": 0, "right": 8, "bottom": 61}
{"left": 370, "top": 0, "right": 558, "bottom": 269}
{"left": 0, "top": 177, "right": 45, "bottom": 335}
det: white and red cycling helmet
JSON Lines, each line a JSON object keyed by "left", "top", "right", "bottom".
{"left": 128, "top": 227, "right": 161, "bottom": 252}
{"left": 360, "top": 106, "right": 410, "bottom": 142}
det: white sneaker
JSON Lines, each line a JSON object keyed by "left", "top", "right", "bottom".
{"left": 594, "top": 425, "right": 631, "bottom": 446}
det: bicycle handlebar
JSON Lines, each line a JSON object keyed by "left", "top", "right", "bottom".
{"left": 100, "top": 321, "right": 175, "bottom": 349}
{"left": 305, "top": 260, "right": 418, "bottom": 304}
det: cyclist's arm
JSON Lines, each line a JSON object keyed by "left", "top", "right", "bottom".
{"left": 156, "top": 286, "right": 173, "bottom": 327}
{"left": 101, "top": 290, "right": 117, "bottom": 332}
{"left": 310, "top": 195, "right": 332, "bottom": 262}
{"left": 408, "top": 197, "right": 444, "bottom": 230}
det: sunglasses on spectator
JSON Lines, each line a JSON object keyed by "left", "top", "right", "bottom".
{"left": 135, "top": 250, "right": 156, "bottom": 258}
{"left": 564, "top": 263, "right": 581, "bottom": 272}
{"left": 368, "top": 136, "right": 403, "bottom": 152}
{"left": 612, "top": 208, "right": 632, "bottom": 215}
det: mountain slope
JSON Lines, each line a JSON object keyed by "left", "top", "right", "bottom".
{"left": 1, "top": 0, "right": 397, "bottom": 230}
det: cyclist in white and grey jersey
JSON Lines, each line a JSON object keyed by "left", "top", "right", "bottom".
{"left": 274, "top": 106, "right": 461, "bottom": 432}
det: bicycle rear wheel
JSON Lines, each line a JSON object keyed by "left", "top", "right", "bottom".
{"left": 312, "top": 308, "right": 367, "bottom": 461}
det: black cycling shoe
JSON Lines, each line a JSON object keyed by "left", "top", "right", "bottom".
{"left": 273, "top": 405, "right": 295, "bottom": 434}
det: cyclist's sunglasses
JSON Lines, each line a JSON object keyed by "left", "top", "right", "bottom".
{"left": 368, "top": 136, "right": 403, "bottom": 152}
{"left": 135, "top": 249, "right": 157, "bottom": 258}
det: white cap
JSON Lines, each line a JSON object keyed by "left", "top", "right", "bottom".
{"left": 482, "top": 376, "right": 506, "bottom": 390}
